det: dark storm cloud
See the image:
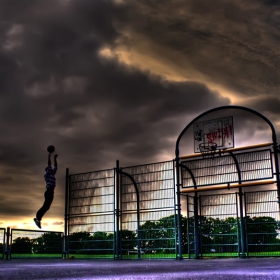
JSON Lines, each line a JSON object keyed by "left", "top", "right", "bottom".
{"left": 242, "top": 95, "right": 280, "bottom": 142}
{"left": 121, "top": 0, "right": 280, "bottom": 97}
{"left": 0, "top": 0, "right": 230, "bottom": 223}
{"left": 243, "top": 95, "right": 280, "bottom": 115}
{"left": 0, "top": 0, "right": 230, "bottom": 168}
{"left": 0, "top": 0, "right": 279, "bottom": 225}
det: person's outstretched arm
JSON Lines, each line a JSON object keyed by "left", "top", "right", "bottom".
{"left": 48, "top": 153, "right": 51, "bottom": 166}
{"left": 54, "top": 154, "right": 58, "bottom": 169}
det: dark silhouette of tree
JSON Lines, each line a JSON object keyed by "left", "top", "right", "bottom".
{"left": 139, "top": 215, "right": 176, "bottom": 254}
{"left": 11, "top": 237, "right": 32, "bottom": 254}
{"left": 246, "top": 216, "right": 280, "bottom": 252}
{"left": 64, "top": 214, "right": 280, "bottom": 257}
{"left": 68, "top": 231, "right": 92, "bottom": 253}
{"left": 120, "top": 229, "right": 137, "bottom": 253}
{"left": 68, "top": 231, "right": 114, "bottom": 254}
{"left": 90, "top": 231, "right": 114, "bottom": 254}
{"left": 32, "top": 232, "right": 62, "bottom": 254}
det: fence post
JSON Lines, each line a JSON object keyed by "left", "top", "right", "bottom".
{"left": 238, "top": 188, "right": 246, "bottom": 258}
{"left": 175, "top": 156, "right": 183, "bottom": 260}
{"left": 5, "top": 227, "right": 10, "bottom": 260}
{"left": 115, "top": 160, "right": 121, "bottom": 259}
{"left": 194, "top": 193, "right": 200, "bottom": 259}
{"left": 63, "top": 168, "right": 69, "bottom": 259}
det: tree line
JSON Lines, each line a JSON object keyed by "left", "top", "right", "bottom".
{"left": 6, "top": 215, "right": 280, "bottom": 255}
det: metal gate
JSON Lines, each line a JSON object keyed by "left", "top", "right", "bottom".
{"left": 185, "top": 195, "right": 196, "bottom": 258}
{"left": 67, "top": 169, "right": 115, "bottom": 258}
{"left": 120, "top": 161, "right": 177, "bottom": 259}
{"left": 244, "top": 190, "right": 280, "bottom": 257}
{"left": 199, "top": 193, "right": 240, "bottom": 257}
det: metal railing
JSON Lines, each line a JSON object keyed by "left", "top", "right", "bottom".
{"left": 198, "top": 193, "right": 240, "bottom": 258}
{"left": 1, "top": 190, "right": 280, "bottom": 260}
{"left": 10, "top": 229, "right": 63, "bottom": 259}
{"left": 67, "top": 169, "right": 115, "bottom": 258}
{"left": 120, "top": 160, "right": 177, "bottom": 259}
{"left": 181, "top": 149, "right": 273, "bottom": 188}
{"left": 245, "top": 190, "right": 280, "bottom": 257}
{"left": 0, "top": 228, "right": 5, "bottom": 259}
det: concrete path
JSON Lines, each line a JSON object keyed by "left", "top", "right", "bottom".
{"left": 1, "top": 258, "right": 280, "bottom": 279}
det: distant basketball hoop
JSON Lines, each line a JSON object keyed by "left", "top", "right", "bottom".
{"left": 199, "top": 142, "right": 217, "bottom": 159}
{"left": 193, "top": 116, "right": 234, "bottom": 154}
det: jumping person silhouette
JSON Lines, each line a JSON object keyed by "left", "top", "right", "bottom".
{"left": 34, "top": 153, "right": 58, "bottom": 229}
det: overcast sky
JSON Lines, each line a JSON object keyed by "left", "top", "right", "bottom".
{"left": 1, "top": 0, "right": 280, "bottom": 232}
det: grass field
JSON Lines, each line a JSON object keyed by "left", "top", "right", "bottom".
{"left": 7, "top": 251, "right": 280, "bottom": 259}
{"left": 11, "top": 253, "right": 63, "bottom": 259}
{"left": 183, "top": 251, "right": 280, "bottom": 258}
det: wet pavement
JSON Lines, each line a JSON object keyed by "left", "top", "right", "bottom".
{"left": 1, "top": 258, "right": 280, "bottom": 279}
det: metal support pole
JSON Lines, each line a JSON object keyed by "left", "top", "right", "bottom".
{"left": 186, "top": 195, "right": 190, "bottom": 258}
{"left": 243, "top": 192, "right": 249, "bottom": 257}
{"left": 172, "top": 160, "right": 178, "bottom": 258}
{"left": 235, "top": 193, "right": 241, "bottom": 256}
{"left": 5, "top": 227, "right": 10, "bottom": 260}
{"left": 272, "top": 142, "right": 280, "bottom": 204}
{"left": 194, "top": 193, "right": 200, "bottom": 259}
{"left": 238, "top": 187, "right": 246, "bottom": 258}
{"left": 229, "top": 151, "right": 241, "bottom": 183}
{"left": 115, "top": 160, "right": 121, "bottom": 259}
{"left": 63, "top": 168, "right": 69, "bottom": 259}
{"left": 175, "top": 156, "right": 183, "bottom": 259}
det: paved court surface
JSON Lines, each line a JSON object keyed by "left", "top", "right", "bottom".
{"left": 1, "top": 258, "right": 280, "bottom": 279}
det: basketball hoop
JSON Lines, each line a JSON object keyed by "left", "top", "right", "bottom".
{"left": 199, "top": 142, "right": 217, "bottom": 159}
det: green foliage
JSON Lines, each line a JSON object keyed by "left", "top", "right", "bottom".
{"left": 246, "top": 216, "right": 280, "bottom": 252}
{"left": 68, "top": 231, "right": 92, "bottom": 251}
{"left": 65, "top": 215, "right": 280, "bottom": 257}
{"left": 120, "top": 229, "right": 137, "bottom": 251}
{"left": 11, "top": 233, "right": 62, "bottom": 255}
{"left": 90, "top": 231, "right": 114, "bottom": 253}
{"left": 32, "top": 232, "right": 62, "bottom": 254}
{"left": 11, "top": 237, "right": 32, "bottom": 254}
{"left": 8, "top": 214, "right": 280, "bottom": 258}
{"left": 139, "top": 215, "right": 176, "bottom": 254}
{"left": 68, "top": 231, "right": 114, "bottom": 254}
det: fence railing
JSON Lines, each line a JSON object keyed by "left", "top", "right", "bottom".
{"left": 1, "top": 190, "right": 279, "bottom": 261}
{"left": 6, "top": 229, "right": 64, "bottom": 259}
{"left": 245, "top": 190, "right": 280, "bottom": 257}
{"left": 64, "top": 154, "right": 280, "bottom": 260}
{"left": 120, "top": 161, "right": 177, "bottom": 259}
{"left": 0, "top": 228, "right": 5, "bottom": 259}
{"left": 67, "top": 168, "right": 115, "bottom": 259}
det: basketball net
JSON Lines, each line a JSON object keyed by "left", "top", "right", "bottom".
{"left": 199, "top": 142, "right": 217, "bottom": 159}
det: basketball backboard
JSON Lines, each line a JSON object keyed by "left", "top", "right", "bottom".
{"left": 193, "top": 116, "right": 234, "bottom": 153}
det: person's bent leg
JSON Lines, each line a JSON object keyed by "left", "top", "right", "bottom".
{"left": 36, "top": 188, "right": 54, "bottom": 221}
